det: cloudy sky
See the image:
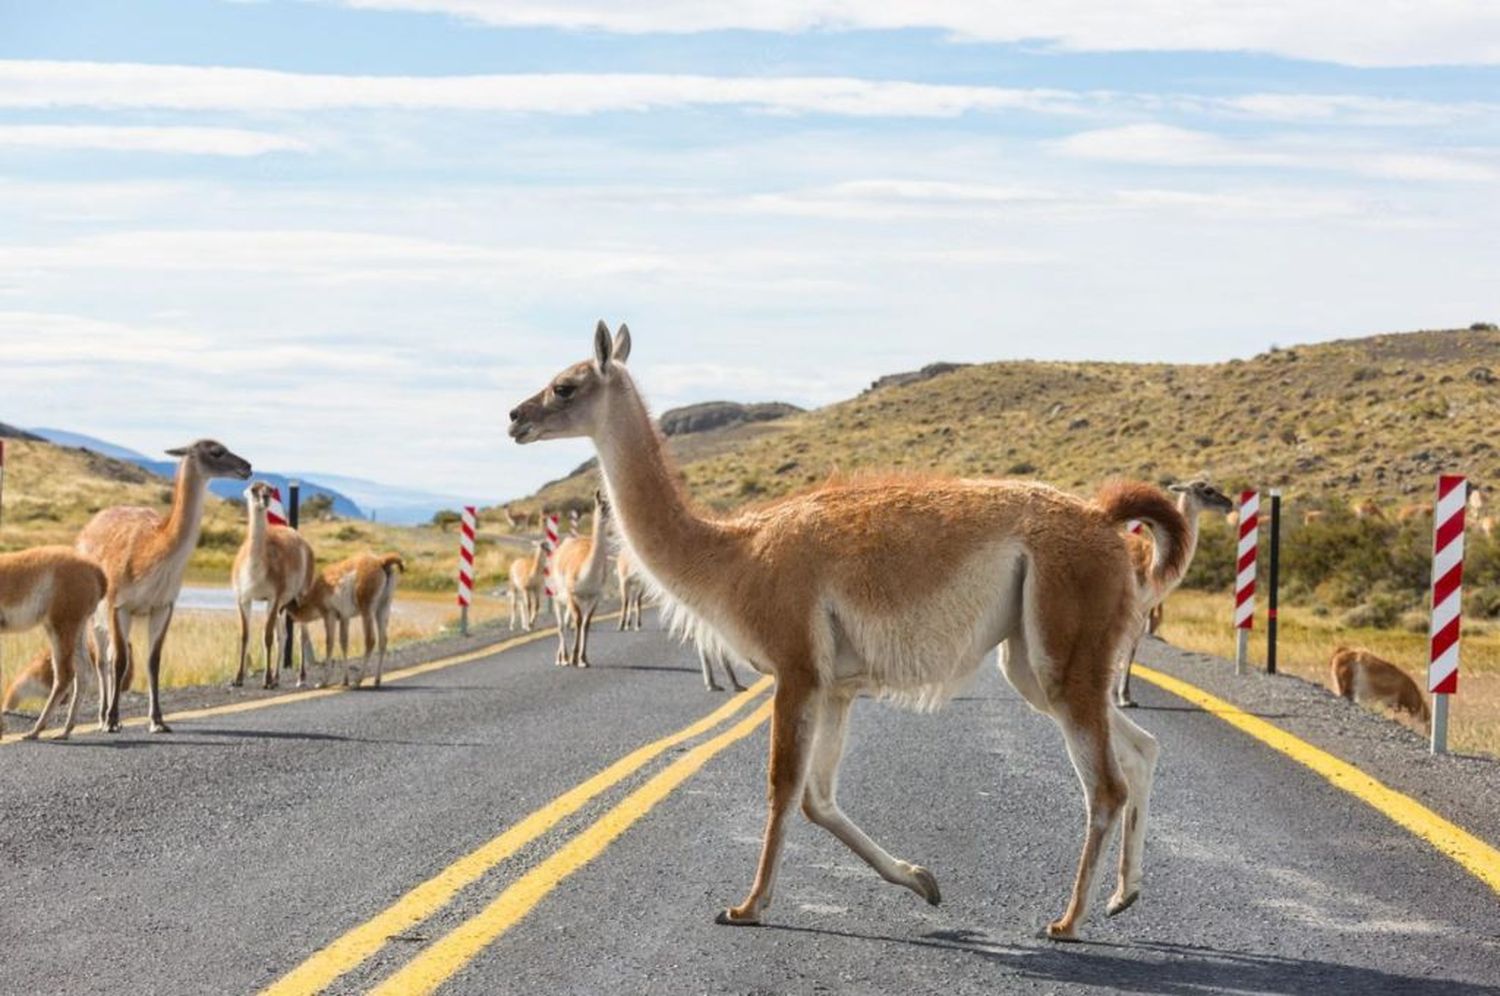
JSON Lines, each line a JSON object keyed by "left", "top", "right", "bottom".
{"left": 2, "top": 2, "right": 1497, "bottom": 502}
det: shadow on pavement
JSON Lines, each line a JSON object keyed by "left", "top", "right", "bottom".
{"left": 764, "top": 924, "right": 1488, "bottom": 995}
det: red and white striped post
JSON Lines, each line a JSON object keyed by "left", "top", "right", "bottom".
{"left": 1234, "top": 490, "right": 1260, "bottom": 673}
{"left": 457, "top": 506, "right": 477, "bottom": 636}
{"left": 542, "top": 512, "right": 560, "bottom": 604}
{"left": 266, "top": 486, "right": 289, "bottom": 528}
{"left": 1428, "top": 475, "right": 1466, "bottom": 754}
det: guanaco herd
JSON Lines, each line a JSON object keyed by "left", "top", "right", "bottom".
{"left": 0, "top": 441, "right": 404, "bottom": 739}
{"left": 0, "top": 320, "right": 1457, "bottom": 944}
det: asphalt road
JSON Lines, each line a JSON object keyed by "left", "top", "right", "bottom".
{"left": 2, "top": 617, "right": 1497, "bottom": 995}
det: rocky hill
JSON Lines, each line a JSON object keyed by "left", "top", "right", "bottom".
{"left": 514, "top": 326, "right": 1500, "bottom": 513}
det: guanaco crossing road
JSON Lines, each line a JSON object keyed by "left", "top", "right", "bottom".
{"left": 2, "top": 619, "right": 1497, "bottom": 995}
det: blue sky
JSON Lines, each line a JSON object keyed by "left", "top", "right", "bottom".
{"left": 1, "top": 1, "right": 1497, "bottom": 501}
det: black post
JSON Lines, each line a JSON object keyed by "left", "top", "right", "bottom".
{"left": 282, "top": 480, "right": 301, "bottom": 671}
{"left": 1267, "top": 489, "right": 1281, "bottom": 675}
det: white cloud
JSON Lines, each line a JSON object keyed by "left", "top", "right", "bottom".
{"left": 322, "top": 1, "right": 1500, "bottom": 68}
{"left": 0, "top": 125, "right": 308, "bottom": 156}
{"left": 0, "top": 60, "right": 1080, "bottom": 118}
{"left": 1055, "top": 123, "right": 1500, "bottom": 182}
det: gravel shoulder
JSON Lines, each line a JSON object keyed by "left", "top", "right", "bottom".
{"left": 1137, "top": 635, "right": 1500, "bottom": 851}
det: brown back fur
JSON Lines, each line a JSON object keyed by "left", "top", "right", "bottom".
{"left": 1329, "top": 646, "right": 1429, "bottom": 723}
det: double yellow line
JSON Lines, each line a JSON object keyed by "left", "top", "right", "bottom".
{"left": 264, "top": 675, "right": 773, "bottom": 996}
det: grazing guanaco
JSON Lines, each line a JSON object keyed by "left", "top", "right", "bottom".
{"left": 1302, "top": 509, "right": 1326, "bottom": 525}
{"left": 232, "top": 481, "right": 315, "bottom": 689}
{"left": 1352, "top": 498, "right": 1385, "bottom": 521}
{"left": 1117, "top": 480, "right": 1235, "bottom": 707}
{"left": 508, "top": 322, "right": 1187, "bottom": 940}
{"left": 616, "top": 546, "right": 644, "bottom": 631}
{"left": 76, "top": 439, "right": 251, "bottom": 732}
{"left": 550, "top": 490, "right": 612, "bottom": 667}
{"left": 287, "top": 552, "right": 403, "bottom": 688}
{"left": 508, "top": 541, "right": 546, "bottom": 631}
{"left": 0, "top": 547, "right": 107, "bottom": 739}
{"left": 1329, "top": 646, "right": 1429, "bottom": 725}
{"left": 1, "top": 644, "right": 132, "bottom": 716}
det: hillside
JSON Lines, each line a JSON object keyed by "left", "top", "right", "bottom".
{"left": 0, "top": 436, "right": 524, "bottom": 594}
{"left": 29, "top": 428, "right": 367, "bottom": 520}
{"left": 516, "top": 327, "right": 1500, "bottom": 512}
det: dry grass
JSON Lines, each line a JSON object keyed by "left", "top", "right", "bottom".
{"left": 0, "top": 591, "right": 511, "bottom": 704}
{"left": 1158, "top": 589, "right": 1500, "bottom": 758}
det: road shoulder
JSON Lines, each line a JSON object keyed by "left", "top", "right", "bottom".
{"left": 1136, "top": 636, "right": 1500, "bottom": 856}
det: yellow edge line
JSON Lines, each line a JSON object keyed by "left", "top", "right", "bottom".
{"left": 369, "top": 697, "right": 775, "bottom": 996}
{"left": 1132, "top": 663, "right": 1500, "bottom": 896}
{"left": 262, "top": 675, "right": 773, "bottom": 996}
{"left": 0, "top": 618, "right": 612, "bottom": 746}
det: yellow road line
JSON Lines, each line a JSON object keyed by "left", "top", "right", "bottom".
{"left": 1132, "top": 663, "right": 1500, "bottom": 896}
{"left": 0, "top": 619, "right": 593, "bottom": 746}
{"left": 263, "top": 675, "right": 772, "bottom": 996}
{"left": 369, "top": 697, "right": 775, "bottom": 996}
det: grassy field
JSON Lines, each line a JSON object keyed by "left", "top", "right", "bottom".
{"left": 0, "top": 590, "right": 517, "bottom": 705}
{"left": 1158, "top": 589, "right": 1500, "bottom": 757}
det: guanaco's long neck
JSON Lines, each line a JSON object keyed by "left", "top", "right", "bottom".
{"left": 591, "top": 375, "right": 728, "bottom": 594}
{"left": 246, "top": 499, "right": 268, "bottom": 564}
{"left": 580, "top": 510, "right": 612, "bottom": 583}
{"left": 162, "top": 459, "right": 209, "bottom": 559}
{"left": 1170, "top": 492, "right": 1204, "bottom": 588}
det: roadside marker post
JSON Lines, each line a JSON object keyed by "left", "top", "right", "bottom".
{"left": 1267, "top": 490, "right": 1281, "bottom": 675}
{"left": 281, "top": 481, "right": 300, "bottom": 671}
{"left": 1429, "top": 475, "right": 1466, "bottom": 755}
{"left": 457, "top": 506, "right": 477, "bottom": 636}
{"left": 542, "top": 512, "right": 560, "bottom": 607}
{"left": 1234, "top": 490, "right": 1259, "bottom": 674}
{"left": 266, "top": 485, "right": 290, "bottom": 528}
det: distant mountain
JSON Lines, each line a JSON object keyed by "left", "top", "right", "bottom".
{"left": 29, "top": 427, "right": 366, "bottom": 520}
{"left": 283, "top": 471, "right": 468, "bottom": 526}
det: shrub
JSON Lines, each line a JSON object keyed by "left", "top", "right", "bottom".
{"left": 1341, "top": 593, "right": 1405, "bottom": 629}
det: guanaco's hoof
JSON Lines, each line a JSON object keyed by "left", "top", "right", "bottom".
{"left": 149, "top": 722, "right": 173, "bottom": 734}
{"left": 911, "top": 865, "right": 942, "bottom": 906}
{"left": 19, "top": 731, "right": 39, "bottom": 741}
{"left": 1041, "top": 921, "right": 1081, "bottom": 943}
{"left": 714, "top": 909, "right": 761, "bottom": 927}
{"left": 1106, "top": 890, "right": 1139, "bottom": 917}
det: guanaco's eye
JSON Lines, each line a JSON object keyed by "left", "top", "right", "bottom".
{"left": 553, "top": 383, "right": 576, "bottom": 400}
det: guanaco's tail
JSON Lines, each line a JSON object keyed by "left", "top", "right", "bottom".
{"left": 380, "top": 553, "right": 406, "bottom": 575}
{"left": 1096, "top": 480, "right": 1191, "bottom": 593}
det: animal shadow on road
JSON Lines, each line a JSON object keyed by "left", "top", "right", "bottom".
{"left": 766, "top": 925, "right": 1489, "bottom": 995}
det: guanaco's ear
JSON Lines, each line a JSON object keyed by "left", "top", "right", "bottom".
{"left": 613, "top": 323, "right": 631, "bottom": 364}
{"left": 594, "top": 319, "right": 613, "bottom": 371}
{"left": 1167, "top": 482, "right": 1189, "bottom": 493}
{"left": 165, "top": 445, "right": 190, "bottom": 457}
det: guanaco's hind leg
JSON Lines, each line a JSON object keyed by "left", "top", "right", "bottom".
{"left": 232, "top": 600, "right": 252, "bottom": 687}
{"left": 1047, "top": 699, "right": 1127, "bottom": 941}
{"left": 717, "top": 676, "right": 815, "bottom": 926}
{"left": 576, "top": 603, "right": 596, "bottom": 667}
{"left": 697, "top": 646, "right": 723, "bottom": 691}
{"left": 1106, "top": 705, "right": 1159, "bottom": 917}
{"left": 1116, "top": 618, "right": 1147, "bottom": 709}
{"left": 103, "top": 607, "right": 132, "bottom": 732}
{"left": 800, "top": 688, "right": 940, "bottom": 904}
{"left": 553, "top": 598, "right": 570, "bottom": 666}
{"left": 143, "top": 604, "right": 175, "bottom": 731}
{"left": 23, "top": 628, "right": 74, "bottom": 740}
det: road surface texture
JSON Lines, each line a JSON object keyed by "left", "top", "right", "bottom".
{"left": 2, "top": 617, "right": 1497, "bottom": 995}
